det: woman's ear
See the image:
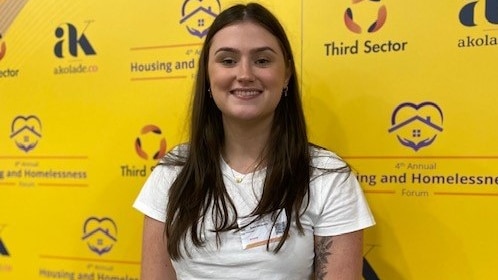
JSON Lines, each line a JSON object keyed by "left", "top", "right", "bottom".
{"left": 284, "top": 60, "right": 292, "bottom": 86}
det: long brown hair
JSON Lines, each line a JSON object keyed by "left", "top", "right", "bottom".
{"left": 164, "top": 3, "right": 337, "bottom": 260}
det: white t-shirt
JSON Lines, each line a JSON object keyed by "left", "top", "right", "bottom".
{"left": 133, "top": 146, "right": 375, "bottom": 280}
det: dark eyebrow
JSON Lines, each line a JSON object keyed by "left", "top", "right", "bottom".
{"left": 214, "top": 46, "right": 277, "bottom": 55}
{"left": 252, "top": 46, "right": 277, "bottom": 54}
{"left": 214, "top": 47, "right": 238, "bottom": 55}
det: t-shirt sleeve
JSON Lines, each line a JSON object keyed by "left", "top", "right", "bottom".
{"left": 133, "top": 164, "right": 174, "bottom": 222}
{"left": 312, "top": 167, "right": 376, "bottom": 236}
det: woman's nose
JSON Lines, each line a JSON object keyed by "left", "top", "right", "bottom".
{"left": 236, "top": 60, "right": 255, "bottom": 82}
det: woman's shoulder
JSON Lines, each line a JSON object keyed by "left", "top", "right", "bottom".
{"left": 158, "top": 143, "right": 189, "bottom": 164}
{"left": 309, "top": 144, "right": 348, "bottom": 170}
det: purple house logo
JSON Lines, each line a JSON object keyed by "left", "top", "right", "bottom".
{"left": 10, "top": 115, "right": 42, "bottom": 153}
{"left": 82, "top": 217, "right": 117, "bottom": 256}
{"left": 388, "top": 102, "right": 444, "bottom": 151}
{"left": 179, "top": 0, "right": 221, "bottom": 38}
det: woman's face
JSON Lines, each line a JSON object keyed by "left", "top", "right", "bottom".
{"left": 207, "top": 21, "right": 290, "bottom": 123}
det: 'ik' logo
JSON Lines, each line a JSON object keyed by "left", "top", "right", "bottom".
{"left": 54, "top": 22, "right": 96, "bottom": 58}
{"left": 459, "top": 0, "right": 498, "bottom": 26}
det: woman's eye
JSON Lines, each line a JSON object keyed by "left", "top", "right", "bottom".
{"left": 221, "top": 58, "right": 236, "bottom": 65}
{"left": 255, "top": 58, "right": 271, "bottom": 66}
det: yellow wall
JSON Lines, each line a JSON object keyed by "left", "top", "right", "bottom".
{"left": 1, "top": 0, "right": 497, "bottom": 279}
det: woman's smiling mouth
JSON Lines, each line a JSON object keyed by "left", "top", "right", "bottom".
{"left": 230, "top": 89, "right": 263, "bottom": 98}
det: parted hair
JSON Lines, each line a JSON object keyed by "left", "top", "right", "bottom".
{"left": 162, "top": 2, "right": 346, "bottom": 260}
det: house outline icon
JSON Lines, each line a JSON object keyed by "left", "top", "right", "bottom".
{"left": 82, "top": 217, "right": 117, "bottom": 240}
{"left": 81, "top": 227, "right": 117, "bottom": 242}
{"left": 10, "top": 115, "right": 42, "bottom": 152}
{"left": 180, "top": 6, "right": 218, "bottom": 25}
{"left": 10, "top": 125, "right": 42, "bottom": 139}
{"left": 388, "top": 115, "right": 443, "bottom": 134}
{"left": 82, "top": 217, "right": 118, "bottom": 255}
{"left": 387, "top": 102, "right": 444, "bottom": 151}
{"left": 10, "top": 115, "right": 42, "bottom": 137}
{"left": 179, "top": 1, "right": 220, "bottom": 38}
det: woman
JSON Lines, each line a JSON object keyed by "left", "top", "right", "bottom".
{"left": 134, "top": 3, "right": 375, "bottom": 279}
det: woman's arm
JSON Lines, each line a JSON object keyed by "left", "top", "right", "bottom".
{"left": 140, "top": 215, "right": 177, "bottom": 280}
{"left": 314, "top": 230, "right": 363, "bottom": 280}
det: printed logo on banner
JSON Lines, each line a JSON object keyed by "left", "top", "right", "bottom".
{"left": 0, "top": 225, "right": 10, "bottom": 257}
{"left": 54, "top": 22, "right": 96, "bottom": 58}
{"left": 10, "top": 115, "right": 42, "bottom": 153}
{"left": 459, "top": 0, "right": 498, "bottom": 26}
{"left": 458, "top": 0, "right": 498, "bottom": 48}
{"left": 135, "top": 125, "right": 167, "bottom": 161}
{"left": 0, "top": 35, "right": 20, "bottom": 79}
{"left": 179, "top": 0, "right": 221, "bottom": 38}
{"left": 344, "top": 0, "right": 387, "bottom": 34}
{"left": 0, "top": 34, "right": 6, "bottom": 61}
{"left": 324, "top": 1, "right": 408, "bottom": 56}
{"left": 81, "top": 217, "right": 117, "bottom": 256}
{"left": 388, "top": 102, "right": 444, "bottom": 151}
{"left": 120, "top": 125, "right": 167, "bottom": 178}
{"left": 53, "top": 21, "right": 99, "bottom": 75}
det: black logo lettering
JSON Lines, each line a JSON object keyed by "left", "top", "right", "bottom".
{"left": 54, "top": 22, "right": 96, "bottom": 58}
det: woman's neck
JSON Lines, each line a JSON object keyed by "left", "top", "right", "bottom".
{"left": 221, "top": 117, "right": 272, "bottom": 173}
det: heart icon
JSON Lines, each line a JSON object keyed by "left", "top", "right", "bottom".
{"left": 388, "top": 102, "right": 443, "bottom": 151}
{"left": 82, "top": 217, "right": 117, "bottom": 256}
{"left": 10, "top": 115, "right": 42, "bottom": 152}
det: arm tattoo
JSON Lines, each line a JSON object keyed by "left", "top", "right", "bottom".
{"left": 314, "top": 236, "right": 334, "bottom": 280}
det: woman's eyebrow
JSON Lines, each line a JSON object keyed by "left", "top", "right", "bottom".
{"left": 214, "top": 46, "right": 277, "bottom": 55}
{"left": 251, "top": 46, "right": 277, "bottom": 54}
{"left": 214, "top": 47, "right": 238, "bottom": 55}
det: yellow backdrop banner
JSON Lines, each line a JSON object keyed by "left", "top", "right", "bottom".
{"left": 1, "top": 0, "right": 497, "bottom": 279}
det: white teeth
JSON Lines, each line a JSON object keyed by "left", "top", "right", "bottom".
{"left": 232, "top": 90, "right": 260, "bottom": 97}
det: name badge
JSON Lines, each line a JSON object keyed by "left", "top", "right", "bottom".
{"left": 237, "top": 211, "right": 287, "bottom": 249}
